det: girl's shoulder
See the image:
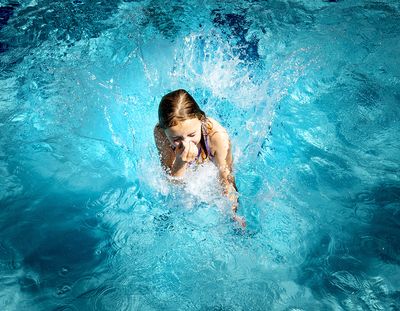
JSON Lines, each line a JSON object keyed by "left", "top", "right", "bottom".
{"left": 154, "top": 123, "right": 168, "bottom": 145}
{"left": 205, "top": 117, "right": 230, "bottom": 150}
{"left": 205, "top": 117, "right": 227, "bottom": 134}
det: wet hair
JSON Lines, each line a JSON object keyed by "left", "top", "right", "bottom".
{"left": 158, "top": 89, "right": 206, "bottom": 129}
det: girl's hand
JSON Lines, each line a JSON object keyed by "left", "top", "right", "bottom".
{"left": 175, "top": 141, "right": 198, "bottom": 163}
{"left": 232, "top": 214, "right": 246, "bottom": 228}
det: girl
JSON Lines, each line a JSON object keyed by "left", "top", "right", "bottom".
{"left": 154, "top": 89, "right": 245, "bottom": 226}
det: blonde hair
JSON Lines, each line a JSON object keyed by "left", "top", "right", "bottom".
{"left": 158, "top": 89, "right": 214, "bottom": 162}
{"left": 158, "top": 89, "right": 206, "bottom": 129}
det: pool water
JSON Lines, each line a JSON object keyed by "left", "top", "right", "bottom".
{"left": 1, "top": 0, "right": 400, "bottom": 310}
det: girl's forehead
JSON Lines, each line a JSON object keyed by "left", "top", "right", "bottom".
{"left": 165, "top": 118, "right": 201, "bottom": 136}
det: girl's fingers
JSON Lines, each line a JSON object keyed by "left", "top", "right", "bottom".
{"left": 233, "top": 214, "right": 246, "bottom": 228}
{"left": 190, "top": 141, "right": 198, "bottom": 156}
{"left": 180, "top": 141, "right": 190, "bottom": 162}
{"left": 178, "top": 141, "right": 198, "bottom": 163}
{"left": 187, "top": 142, "right": 198, "bottom": 162}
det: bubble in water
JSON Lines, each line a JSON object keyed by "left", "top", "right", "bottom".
{"left": 56, "top": 285, "right": 72, "bottom": 297}
{"left": 58, "top": 267, "right": 69, "bottom": 276}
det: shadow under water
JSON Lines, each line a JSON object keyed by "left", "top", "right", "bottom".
{"left": 296, "top": 182, "right": 400, "bottom": 310}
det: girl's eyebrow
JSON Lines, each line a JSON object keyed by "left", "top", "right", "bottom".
{"left": 172, "top": 132, "right": 196, "bottom": 139}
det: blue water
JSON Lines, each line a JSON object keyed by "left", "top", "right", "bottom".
{"left": 1, "top": 0, "right": 400, "bottom": 310}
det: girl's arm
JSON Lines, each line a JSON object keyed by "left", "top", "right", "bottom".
{"left": 210, "top": 131, "right": 243, "bottom": 221}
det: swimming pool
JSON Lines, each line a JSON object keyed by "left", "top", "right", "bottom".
{"left": 1, "top": 0, "right": 399, "bottom": 309}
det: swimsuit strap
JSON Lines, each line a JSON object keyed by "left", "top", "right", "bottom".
{"left": 202, "top": 122, "right": 214, "bottom": 159}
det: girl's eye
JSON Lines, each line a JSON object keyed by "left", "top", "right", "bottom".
{"left": 188, "top": 134, "right": 195, "bottom": 137}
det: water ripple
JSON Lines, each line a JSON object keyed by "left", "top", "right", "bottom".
{"left": 92, "top": 285, "right": 131, "bottom": 311}
{"left": 53, "top": 305, "right": 79, "bottom": 311}
{"left": 0, "top": 241, "right": 21, "bottom": 270}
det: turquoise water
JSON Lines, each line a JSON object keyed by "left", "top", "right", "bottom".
{"left": 1, "top": 0, "right": 400, "bottom": 310}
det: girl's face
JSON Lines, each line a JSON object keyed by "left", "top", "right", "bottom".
{"left": 164, "top": 118, "right": 202, "bottom": 148}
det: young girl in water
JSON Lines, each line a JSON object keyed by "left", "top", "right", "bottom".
{"left": 154, "top": 89, "right": 245, "bottom": 226}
